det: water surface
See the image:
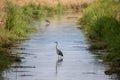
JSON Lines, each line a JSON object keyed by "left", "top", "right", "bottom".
{"left": 3, "top": 18, "right": 114, "bottom": 80}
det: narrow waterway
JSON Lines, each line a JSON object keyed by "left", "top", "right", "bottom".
{"left": 3, "top": 18, "right": 114, "bottom": 80}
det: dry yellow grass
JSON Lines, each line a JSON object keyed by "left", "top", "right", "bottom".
{"left": 0, "top": 0, "right": 6, "bottom": 27}
{"left": 11, "top": 0, "right": 95, "bottom": 7}
{"left": 9, "top": 0, "right": 94, "bottom": 6}
{"left": 0, "top": 0, "right": 95, "bottom": 27}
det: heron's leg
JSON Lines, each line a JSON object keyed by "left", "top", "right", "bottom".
{"left": 60, "top": 56, "right": 61, "bottom": 59}
{"left": 60, "top": 56, "right": 63, "bottom": 59}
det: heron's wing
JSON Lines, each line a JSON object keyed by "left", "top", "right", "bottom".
{"left": 57, "top": 49, "right": 63, "bottom": 56}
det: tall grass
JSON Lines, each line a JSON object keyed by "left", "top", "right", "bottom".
{"left": 0, "top": 1, "right": 65, "bottom": 70}
{"left": 78, "top": 0, "right": 120, "bottom": 61}
{"left": 10, "top": 0, "right": 94, "bottom": 7}
{"left": 78, "top": 0, "right": 120, "bottom": 76}
{"left": 5, "top": 0, "right": 94, "bottom": 12}
{"left": 22, "top": 4, "right": 44, "bottom": 20}
{"left": 5, "top": 1, "right": 64, "bottom": 40}
{"left": 5, "top": 2, "right": 35, "bottom": 39}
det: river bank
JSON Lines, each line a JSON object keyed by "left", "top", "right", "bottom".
{"left": 0, "top": 0, "right": 119, "bottom": 79}
{"left": 78, "top": 0, "right": 120, "bottom": 79}
{"left": 2, "top": 17, "right": 114, "bottom": 80}
{"left": 0, "top": 0, "right": 94, "bottom": 27}
{"left": 0, "top": 0, "right": 95, "bottom": 72}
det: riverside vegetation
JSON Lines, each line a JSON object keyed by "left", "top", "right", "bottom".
{"left": 78, "top": 0, "right": 120, "bottom": 78}
{"left": 0, "top": 1, "right": 64, "bottom": 71}
{"left": 0, "top": 0, "right": 92, "bottom": 72}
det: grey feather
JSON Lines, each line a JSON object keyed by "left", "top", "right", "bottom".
{"left": 57, "top": 49, "right": 63, "bottom": 56}
{"left": 55, "top": 41, "right": 63, "bottom": 57}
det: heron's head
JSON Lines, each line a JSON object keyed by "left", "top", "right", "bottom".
{"left": 45, "top": 19, "right": 50, "bottom": 23}
{"left": 54, "top": 41, "right": 58, "bottom": 44}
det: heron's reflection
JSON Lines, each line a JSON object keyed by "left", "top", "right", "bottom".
{"left": 56, "top": 58, "right": 63, "bottom": 75}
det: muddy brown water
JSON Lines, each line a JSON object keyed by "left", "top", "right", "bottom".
{"left": 2, "top": 18, "right": 116, "bottom": 80}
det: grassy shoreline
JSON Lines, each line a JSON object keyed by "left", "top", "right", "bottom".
{"left": 0, "top": 0, "right": 94, "bottom": 75}
{"left": 0, "top": 0, "right": 88, "bottom": 71}
{"left": 0, "top": 1, "right": 65, "bottom": 71}
{"left": 78, "top": 0, "right": 120, "bottom": 78}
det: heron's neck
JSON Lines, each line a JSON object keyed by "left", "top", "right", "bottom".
{"left": 56, "top": 44, "right": 58, "bottom": 50}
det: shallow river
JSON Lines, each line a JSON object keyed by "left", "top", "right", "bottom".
{"left": 2, "top": 18, "right": 114, "bottom": 80}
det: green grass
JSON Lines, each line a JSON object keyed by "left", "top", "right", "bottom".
{"left": 78, "top": 0, "right": 120, "bottom": 60}
{"left": 0, "top": 1, "right": 64, "bottom": 71}
{"left": 5, "top": 1, "right": 64, "bottom": 41}
{"left": 0, "top": 52, "right": 13, "bottom": 71}
{"left": 78, "top": 0, "right": 120, "bottom": 77}
{"left": 22, "top": 2, "right": 64, "bottom": 18}
{"left": 102, "top": 52, "right": 120, "bottom": 62}
{"left": 0, "top": 48, "right": 21, "bottom": 71}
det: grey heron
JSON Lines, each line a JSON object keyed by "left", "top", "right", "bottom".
{"left": 45, "top": 19, "right": 50, "bottom": 24}
{"left": 54, "top": 41, "right": 63, "bottom": 59}
{"left": 45, "top": 19, "right": 50, "bottom": 27}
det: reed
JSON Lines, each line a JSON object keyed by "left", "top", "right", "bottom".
{"left": 0, "top": 0, "right": 95, "bottom": 71}
{"left": 10, "top": 0, "right": 94, "bottom": 6}
{"left": 78, "top": 0, "right": 120, "bottom": 77}
{"left": 0, "top": 0, "right": 65, "bottom": 70}
{"left": 78, "top": 0, "right": 120, "bottom": 62}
